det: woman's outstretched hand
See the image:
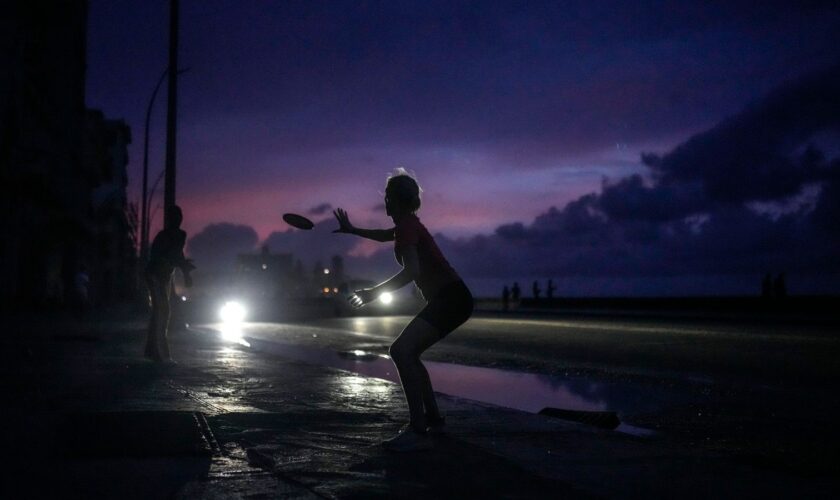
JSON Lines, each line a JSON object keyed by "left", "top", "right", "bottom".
{"left": 348, "top": 288, "right": 376, "bottom": 308}
{"left": 333, "top": 208, "right": 355, "bottom": 234}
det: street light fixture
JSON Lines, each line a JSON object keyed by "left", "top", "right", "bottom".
{"left": 140, "top": 66, "right": 188, "bottom": 263}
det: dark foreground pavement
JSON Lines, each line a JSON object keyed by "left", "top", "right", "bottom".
{"left": 2, "top": 308, "right": 837, "bottom": 499}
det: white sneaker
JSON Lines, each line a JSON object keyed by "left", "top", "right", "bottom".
{"left": 382, "top": 426, "right": 433, "bottom": 452}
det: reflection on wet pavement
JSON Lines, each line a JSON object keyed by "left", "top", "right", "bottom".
{"left": 211, "top": 410, "right": 582, "bottom": 499}
{"left": 198, "top": 325, "right": 673, "bottom": 434}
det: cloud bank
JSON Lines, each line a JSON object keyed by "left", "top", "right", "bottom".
{"left": 435, "top": 64, "right": 840, "bottom": 294}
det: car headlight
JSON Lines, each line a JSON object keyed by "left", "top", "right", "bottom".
{"left": 220, "top": 301, "right": 246, "bottom": 324}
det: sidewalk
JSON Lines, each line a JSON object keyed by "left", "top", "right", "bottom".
{"left": 2, "top": 310, "right": 836, "bottom": 498}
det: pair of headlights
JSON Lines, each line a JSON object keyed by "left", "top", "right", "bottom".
{"left": 219, "top": 292, "right": 394, "bottom": 324}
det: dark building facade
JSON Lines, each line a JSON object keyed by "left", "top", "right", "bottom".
{"left": 1, "top": 1, "right": 135, "bottom": 308}
{"left": 85, "top": 109, "right": 135, "bottom": 302}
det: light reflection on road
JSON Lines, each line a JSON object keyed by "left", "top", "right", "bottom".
{"left": 194, "top": 323, "right": 671, "bottom": 435}
{"left": 226, "top": 334, "right": 666, "bottom": 416}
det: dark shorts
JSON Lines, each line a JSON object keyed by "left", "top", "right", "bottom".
{"left": 417, "top": 280, "right": 474, "bottom": 338}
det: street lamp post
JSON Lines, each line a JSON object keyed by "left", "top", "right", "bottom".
{"left": 163, "top": 0, "right": 180, "bottom": 220}
{"left": 145, "top": 168, "right": 165, "bottom": 243}
{"left": 140, "top": 68, "right": 170, "bottom": 264}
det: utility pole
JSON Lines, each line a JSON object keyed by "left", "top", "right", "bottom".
{"left": 163, "top": 0, "right": 179, "bottom": 222}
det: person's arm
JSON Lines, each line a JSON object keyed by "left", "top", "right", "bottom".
{"left": 179, "top": 263, "right": 194, "bottom": 288}
{"left": 172, "top": 231, "right": 196, "bottom": 287}
{"left": 333, "top": 208, "right": 394, "bottom": 242}
{"left": 353, "top": 227, "right": 395, "bottom": 242}
{"left": 350, "top": 246, "right": 419, "bottom": 307}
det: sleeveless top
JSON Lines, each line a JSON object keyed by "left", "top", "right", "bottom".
{"left": 393, "top": 213, "right": 460, "bottom": 300}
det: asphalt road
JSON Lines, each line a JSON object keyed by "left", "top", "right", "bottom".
{"left": 199, "top": 312, "right": 840, "bottom": 471}
{"left": 215, "top": 313, "right": 839, "bottom": 385}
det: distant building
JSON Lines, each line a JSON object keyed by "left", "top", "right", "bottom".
{"left": 232, "top": 249, "right": 351, "bottom": 299}
{"left": 235, "top": 246, "right": 294, "bottom": 299}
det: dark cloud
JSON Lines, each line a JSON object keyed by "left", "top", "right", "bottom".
{"left": 308, "top": 203, "right": 333, "bottom": 216}
{"left": 187, "top": 223, "right": 259, "bottom": 273}
{"left": 642, "top": 64, "right": 840, "bottom": 208}
{"left": 598, "top": 175, "right": 706, "bottom": 222}
{"left": 494, "top": 222, "right": 528, "bottom": 241}
{"left": 263, "top": 218, "right": 356, "bottom": 265}
{"left": 810, "top": 165, "right": 840, "bottom": 232}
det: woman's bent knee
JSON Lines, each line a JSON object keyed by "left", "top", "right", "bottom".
{"left": 389, "top": 340, "right": 412, "bottom": 363}
{"left": 391, "top": 317, "right": 443, "bottom": 362}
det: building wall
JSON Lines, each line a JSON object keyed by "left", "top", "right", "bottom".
{"left": 1, "top": 1, "right": 135, "bottom": 309}
{"left": 86, "top": 110, "right": 136, "bottom": 302}
{"left": 0, "top": 1, "right": 88, "bottom": 308}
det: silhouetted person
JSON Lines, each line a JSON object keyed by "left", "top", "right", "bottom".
{"left": 511, "top": 282, "right": 521, "bottom": 301}
{"left": 546, "top": 279, "right": 556, "bottom": 300}
{"left": 145, "top": 205, "right": 194, "bottom": 363}
{"left": 773, "top": 273, "right": 787, "bottom": 299}
{"left": 502, "top": 285, "right": 510, "bottom": 311}
{"left": 762, "top": 273, "right": 773, "bottom": 298}
{"left": 334, "top": 169, "right": 473, "bottom": 452}
{"left": 73, "top": 264, "right": 91, "bottom": 316}
{"left": 532, "top": 280, "right": 541, "bottom": 300}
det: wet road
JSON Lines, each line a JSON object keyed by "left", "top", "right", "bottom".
{"left": 195, "top": 312, "right": 840, "bottom": 470}
{"left": 198, "top": 313, "right": 839, "bottom": 433}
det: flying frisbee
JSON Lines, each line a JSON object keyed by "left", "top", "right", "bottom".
{"left": 283, "top": 212, "right": 314, "bottom": 230}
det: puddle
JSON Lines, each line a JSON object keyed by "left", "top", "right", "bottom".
{"left": 196, "top": 326, "right": 669, "bottom": 436}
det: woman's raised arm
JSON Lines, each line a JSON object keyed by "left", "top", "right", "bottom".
{"left": 333, "top": 208, "right": 395, "bottom": 242}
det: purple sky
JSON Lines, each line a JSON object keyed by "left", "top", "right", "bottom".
{"left": 86, "top": 1, "right": 840, "bottom": 295}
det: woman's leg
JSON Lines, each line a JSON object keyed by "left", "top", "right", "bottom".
{"left": 389, "top": 316, "right": 442, "bottom": 431}
{"left": 416, "top": 355, "right": 441, "bottom": 422}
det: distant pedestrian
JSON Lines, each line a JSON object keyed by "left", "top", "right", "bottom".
{"left": 761, "top": 273, "right": 773, "bottom": 298}
{"left": 773, "top": 273, "right": 787, "bottom": 299}
{"left": 502, "top": 285, "right": 510, "bottom": 311}
{"left": 532, "top": 280, "right": 541, "bottom": 300}
{"left": 145, "top": 205, "right": 195, "bottom": 363}
{"left": 546, "top": 279, "right": 556, "bottom": 300}
{"left": 511, "top": 282, "right": 521, "bottom": 301}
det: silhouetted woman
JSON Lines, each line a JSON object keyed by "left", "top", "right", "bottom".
{"left": 334, "top": 169, "right": 473, "bottom": 451}
{"left": 145, "top": 205, "right": 194, "bottom": 362}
